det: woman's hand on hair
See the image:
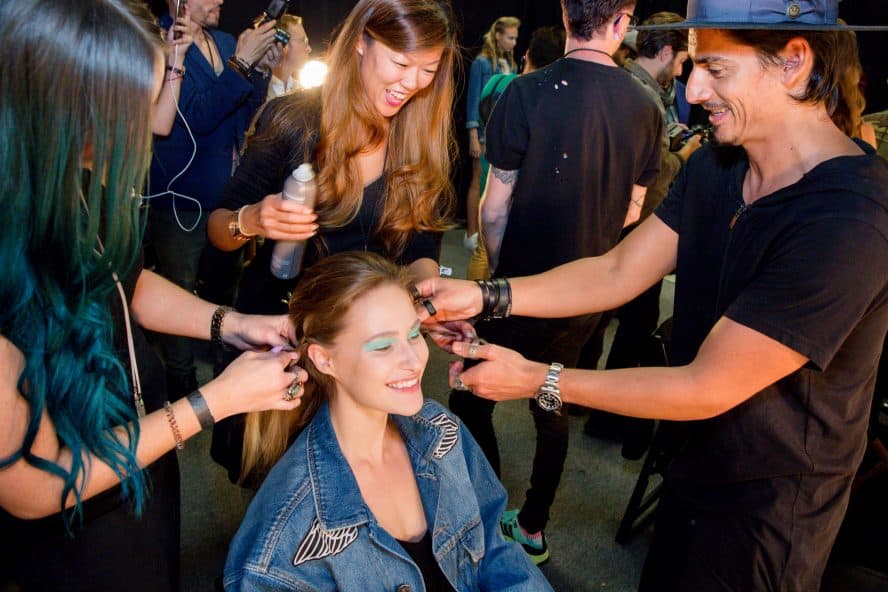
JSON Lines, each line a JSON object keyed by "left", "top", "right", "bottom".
{"left": 241, "top": 195, "right": 318, "bottom": 241}
{"left": 415, "top": 277, "right": 484, "bottom": 323}
{"left": 448, "top": 341, "right": 546, "bottom": 402}
{"left": 222, "top": 312, "right": 297, "bottom": 351}
{"left": 202, "top": 349, "right": 306, "bottom": 420}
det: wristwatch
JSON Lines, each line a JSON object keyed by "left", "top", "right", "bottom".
{"left": 534, "top": 362, "right": 564, "bottom": 413}
{"left": 228, "top": 207, "right": 251, "bottom": 241}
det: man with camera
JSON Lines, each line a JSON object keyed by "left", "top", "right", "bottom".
{"left": 148, "top": 0, "right": 284, "bottom": 399}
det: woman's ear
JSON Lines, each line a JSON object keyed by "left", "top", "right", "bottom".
{"left": 307, "top": 343, "right": 335, "bottom": 377}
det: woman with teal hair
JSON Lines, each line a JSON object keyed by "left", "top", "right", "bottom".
{"left": 0, "top": 1, "right": 307, "bottom": 589}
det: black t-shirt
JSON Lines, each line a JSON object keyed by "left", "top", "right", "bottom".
{"left": 396, "top": 531, "right": 455, "bottom": 592}
{"left": 485, "top": 57, "right": 662, "bottom": 277}
{"left": 216, "top": 93, "right": 439, "bottom": 315}
{"left": 655, "top": 141, "right": 888, "bottom": 585}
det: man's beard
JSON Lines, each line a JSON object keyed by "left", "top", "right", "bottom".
{"left": 655, "top": 65, "right": 674, "bottom": 89}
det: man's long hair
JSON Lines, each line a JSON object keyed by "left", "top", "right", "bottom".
{"left": 0, "top": 0, "right": 160, "bottom": 527}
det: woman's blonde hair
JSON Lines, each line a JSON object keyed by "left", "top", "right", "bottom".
{"left": 831, "top": 27, "right": 867, "bottom": 140}
{"left": 312, "top": 0, "right": 458, "bottom": 258}
{"left": 240, "top": 252, "right": 413, "bottom": 483}
{"left": 478, "top": 16, "right": 521, "bottom": 72}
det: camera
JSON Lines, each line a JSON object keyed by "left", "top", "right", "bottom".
{"left": 669, "top": 124, "right": 713, "bottom": 151}
{"left": 173, "top": 0, "right": 186, "bottom": 40}
{"left": 259, "top": 0, "right": 291, "bottom": 46}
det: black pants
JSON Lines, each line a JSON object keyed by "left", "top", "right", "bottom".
{"left": 450, "top": 314, "right": 600, "bottom": 533}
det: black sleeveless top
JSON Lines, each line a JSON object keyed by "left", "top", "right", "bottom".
{"left": 396, "top": 531, "right": 455, "bottom": 592}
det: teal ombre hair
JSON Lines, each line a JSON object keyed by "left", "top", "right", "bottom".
{"left": 0, "top": 0, "right": 161, "bottom": 526}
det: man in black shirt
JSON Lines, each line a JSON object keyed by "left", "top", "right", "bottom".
{"left": 421, "top": 1, "right": 888, "bottom": 588}
{"left": 449, "top": 0, "right": 662, "bottom": 566}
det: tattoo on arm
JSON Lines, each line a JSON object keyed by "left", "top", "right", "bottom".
{"left": 492, "top": 167, "right": 519, "bottom": 186}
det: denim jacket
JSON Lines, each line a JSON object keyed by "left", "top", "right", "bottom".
{"left": 466, "top": 56, "right": 512, "bottom": 131}
{"left": 224, "top": 400, "right": 551, "bottom": 591}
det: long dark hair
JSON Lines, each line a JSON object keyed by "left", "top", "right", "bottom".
{"left": 0, "top": 0, "right": 161, "bottom": 526}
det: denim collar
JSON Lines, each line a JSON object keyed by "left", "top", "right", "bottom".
{"left": 306, "top": 402, "right": 452, "bottom": 531}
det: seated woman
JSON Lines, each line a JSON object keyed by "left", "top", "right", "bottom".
{"left": 224, "top": 252, "right": 551, "bottom": 591}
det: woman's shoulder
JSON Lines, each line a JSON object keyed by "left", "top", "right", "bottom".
{"left": 416, "top": 399, "right": 459, "bottom": 424}
{"left": 0, "top": 335, "right": 24, "bottom": 394}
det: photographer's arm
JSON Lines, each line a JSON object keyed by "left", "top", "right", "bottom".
{"left": 153, "top": 13, "right": 193, "bottom": 136}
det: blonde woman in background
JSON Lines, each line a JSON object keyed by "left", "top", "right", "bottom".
{"left": 832, "top": 25, "right": 877, "bottom": 147}
{"left": 463, "top": 16, "right": 520, "bottom": 253}
{"left": 267, "top": 14, "right": 312, "bottom": 99}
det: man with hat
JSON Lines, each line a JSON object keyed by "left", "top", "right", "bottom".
{"left": 418, "top": 1, "right": 888, "bottom": 588}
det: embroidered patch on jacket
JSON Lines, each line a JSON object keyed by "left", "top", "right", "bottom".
{"left": 429, "top": 412, "right": 459, "bottom": 459}
{"left": 292, "top": 519, "right": 359, "bottom": 566}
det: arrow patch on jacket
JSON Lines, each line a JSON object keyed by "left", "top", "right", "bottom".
{"left": 429, "top": 412, "right": 459, "bottom": 459}
{"left": 293, "top": 519, "right": 358, "bottom": 566}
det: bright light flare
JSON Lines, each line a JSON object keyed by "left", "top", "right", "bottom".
{"left": 299, "top": 60, "right": 328, "bottom": 89}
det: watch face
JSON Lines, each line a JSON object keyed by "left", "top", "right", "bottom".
{"left": 536, "top": 390, "right": 562, "bottom": 412}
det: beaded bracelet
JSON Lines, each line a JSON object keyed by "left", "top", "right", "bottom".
{"left": 164, "top": 401, "right": 185, "bottom": 450}
{"left": 165, "top": 65, "right": 186, "bottom": 76}
{"left": 211, "top": 305, "right": 234, "bottom": 351}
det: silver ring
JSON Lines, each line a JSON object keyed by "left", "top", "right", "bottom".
{"left": 284, "top": 378, "right": 302, "bottom": 401}
{"left": 453, "top": 375, "right": 469, "bottom": 391}
{"left": 467, "top": 342, "right": 479, "bottom": 359}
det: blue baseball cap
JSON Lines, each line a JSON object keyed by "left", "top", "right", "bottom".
{"left": 634, "top": 0, "right": 888, "bottom": 30}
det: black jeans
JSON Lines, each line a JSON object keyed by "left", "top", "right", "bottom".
{"left": 449, "top": 314, "right": 600, "bottom": 533}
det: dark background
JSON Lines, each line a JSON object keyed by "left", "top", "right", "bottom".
{"left": 210, "top": 0, "right": 887, "bottom": 113}
{"left": 152, "top": 0, "right": 887, "bottom": 210}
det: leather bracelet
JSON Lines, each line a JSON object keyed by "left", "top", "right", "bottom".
{"left": 475, "top": 278, "right": 512, "bottom": 321}
{"left": 226, "top": 55, "right": 251, "bottom": 80}
{"left": 186, "top": 389, "right": 215, "bottom": 430}
{"left": 164, "top": 401, "right": 185, "bottom": 450}
{"left": 211, "top": 305, "right": 234, "bottom": 351}
{"left": 491, "top": 277, "right": 512, "bottom": 318}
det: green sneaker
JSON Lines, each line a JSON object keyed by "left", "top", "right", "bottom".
{"left": 500, "top": 509, "right": 549, "bottom": 565}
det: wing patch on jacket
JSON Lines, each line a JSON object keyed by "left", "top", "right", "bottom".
{"left": 292, "top": 519, "right": 358, "bottom": 566}
{"left": 429, "top": 412, "right": 459, "bottom": 459}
